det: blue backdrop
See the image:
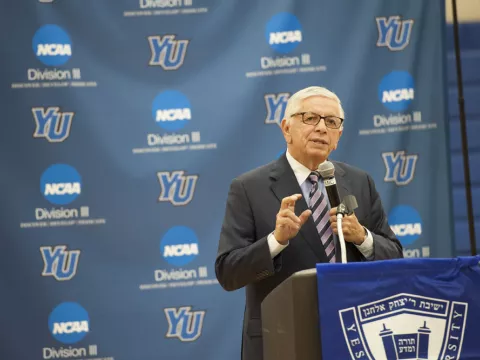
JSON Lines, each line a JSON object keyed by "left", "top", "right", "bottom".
{"left": 0, "top": 0, "right": 452, "bottom": 359}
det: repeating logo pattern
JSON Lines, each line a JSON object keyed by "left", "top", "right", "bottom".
{"left": 378, "top": 71, "right": 415, "bottom": 112}
{"left": 388, "top": 205, "right": 423, "bottom": 246}
{"left": 265, "top": 13, "right": 303, "bottom": 54}
{"left": 164, "top": 306, "right": 205, "bottom": 342}
{"left": 32, "top": 25, "right": 72, "bottom": 66}
{"left": 41, "top": 246, "right": 81, "bottom": 281}
{"left": 264, "top": 93, "right": 290, "bottom": 125}
{"left": 148, "top": 35, "right": 189, "bottom": 70}
{"left": 48, "top": 302, "right": 90, "bottom": 344}
{"left": 157, "top": 171, "right": 198, "bottom": 206}
{"left": 152, "top": 90, "right": 192, "bottom": 131}
{"left": 382, "top": 151, "right": 418, "bottom": 186}
{"left": 32, "top": 107, "right": 74, "bottom": 142}
{"left": 160, "top": 226, "right": 199, "bottom": 266}
{"left": 40, "top": 164, "right": 82, "bottom": 206}
{"left": 376, "top": 16, "right": 414, "bottom": 51}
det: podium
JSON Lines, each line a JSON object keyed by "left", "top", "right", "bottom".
{"left": 261, "top": 257, "right": 480, "bottom": 360}
{"left": 261, "top": 268, "right": 321, "bottom": 360}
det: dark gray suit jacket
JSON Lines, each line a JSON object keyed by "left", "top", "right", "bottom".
{"left": 215, "top": 154, "right": 403, "bottom": 360}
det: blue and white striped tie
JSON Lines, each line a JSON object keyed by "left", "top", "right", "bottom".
{"left": 308, "top": 171, "right": 336, "bottom": 263}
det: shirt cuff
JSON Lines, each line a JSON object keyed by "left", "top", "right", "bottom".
{"left": 355, "top": 227, "right": 374, "bottom": 260}
{"left": 267, "top": 232, "right": 289, "bottom": 258}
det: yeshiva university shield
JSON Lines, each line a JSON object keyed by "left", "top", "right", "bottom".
{"left": 339, "top": 293, "right": 468, "bottom": 360}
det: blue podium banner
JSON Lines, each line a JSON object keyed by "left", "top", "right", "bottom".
{"left": 316, "top": 257, "right": 480, "bottom": 360}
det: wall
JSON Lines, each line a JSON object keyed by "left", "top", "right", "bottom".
{"left": 445, "top": 0, "right": 480, "bottom": 23}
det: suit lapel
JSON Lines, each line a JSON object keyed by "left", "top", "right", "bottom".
{"left": 333, "top": 161, "right": 349, "bottom": 200}
{"left": 270, "top": 155, "right": 329, "bottom": 263}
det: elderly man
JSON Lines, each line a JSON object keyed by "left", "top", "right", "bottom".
{"left": 215, "top": 86, "right": 403, "bottom": 360}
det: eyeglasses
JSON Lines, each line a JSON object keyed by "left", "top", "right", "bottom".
{"left": 291, "top": 112, "right": 344, "bottom": 129}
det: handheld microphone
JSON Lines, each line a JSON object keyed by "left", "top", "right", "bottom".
{"left": 336, "top": 195, "right": 359, "bottom": 263}
{"left": 337, "top": 195, "right": 358, "bottom": 216}
{"left": 318, "top": 161, "right": 340, "bottom": 208}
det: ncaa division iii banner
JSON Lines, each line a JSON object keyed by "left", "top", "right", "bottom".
{"left": 0, "top": 0, "right": 452, "bottom": 360}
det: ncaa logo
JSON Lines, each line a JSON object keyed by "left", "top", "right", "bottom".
{"left": 265, "top": 13, "right": 303, "bottom": 54}
{"left": 32, "top": 107, "right": 74, "bottom": 142}
{"left": 157, "top": 171, "right": 198, "bottom": 206}
{"left": 152, "top": 90, "right": 191, "bottom": 131}
{"left": 339, "top": 293, "right": 467, "bottom": 359}
{"left": 378, "top": 71, "right": 415, "bottom": 112}
{"left": 32, "top": 25, "right": 72, "bottom": 66}
{"left": 160, "top": 226, "right": 199, "bottom": 266}
{"left": 376, "top": 16, "right": 414, "bottom": 51}
{"left": 148, "top": 35, "right": 189, "bottom": 70}
{"left": 165, "top": 306, "right": 205, "bottom": 342}
{"left": 382, "top": 151, "right": 418, "bottom": 186}
{"left": 40, "top": 164, "right": 82, "bottom": 205}
{"left": 265, "top": 93, "right": 290, "bottom": 125}
{"left": 388, "top": 205, "right": 422, "bottom": 246}
{"left": 41, "top": 245, "right": 80, "bottom": 281}
{"left": 48, "top": 302, "right": 89, "bottom": 344}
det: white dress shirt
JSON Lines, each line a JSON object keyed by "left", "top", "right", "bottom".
{"left": 267, "top": 150, "right": 374, "bottom": 260}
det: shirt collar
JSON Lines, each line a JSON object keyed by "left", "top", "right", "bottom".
{"left": 286, "top": 150, "right": 315, "bottom": 186}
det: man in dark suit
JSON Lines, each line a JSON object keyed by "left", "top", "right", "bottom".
{"left": 215, "top": 86, "right": 403, "bottom": 360}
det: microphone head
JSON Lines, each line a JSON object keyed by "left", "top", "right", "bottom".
{"left": 318, "top": 161, "right": 335, "bottom": 179}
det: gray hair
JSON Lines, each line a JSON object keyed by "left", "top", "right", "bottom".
{"left": 284, "top": 86, "right": 345, "bottom": 124}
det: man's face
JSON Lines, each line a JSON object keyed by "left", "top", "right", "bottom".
{"left": 281, "top": 96, "right": 343, "bottom": 168}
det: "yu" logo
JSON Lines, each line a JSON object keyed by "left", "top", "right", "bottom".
{"left": 376, "top": 16, "right": 414, "bottom": 51}
{"left": 164, "top": 306, "right": 206, "bottom": 342}
{"left": 148, "top": 35, "right": 189, "bottom": 70}
{"left": 40, "top": 245, "right": 80, "bottom": 281}
{"left": 32, "top": 107, "right": 74, "bottom": 142}
{"left": 264, "top": 93, "right": 290, "bottom": 126}
{"left": 157, "top": 171, "right": 198, "bottom": 206}
{"left": 382, "top": 151, "right": 418, "bottom": 186}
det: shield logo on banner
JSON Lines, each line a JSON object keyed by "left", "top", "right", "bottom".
{"left": 339, "top": 293, "right": 468, "bottom": 360}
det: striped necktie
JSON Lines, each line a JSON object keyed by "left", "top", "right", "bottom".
{"left": 308, "top": 171, "right": 336, "bottom": 263}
